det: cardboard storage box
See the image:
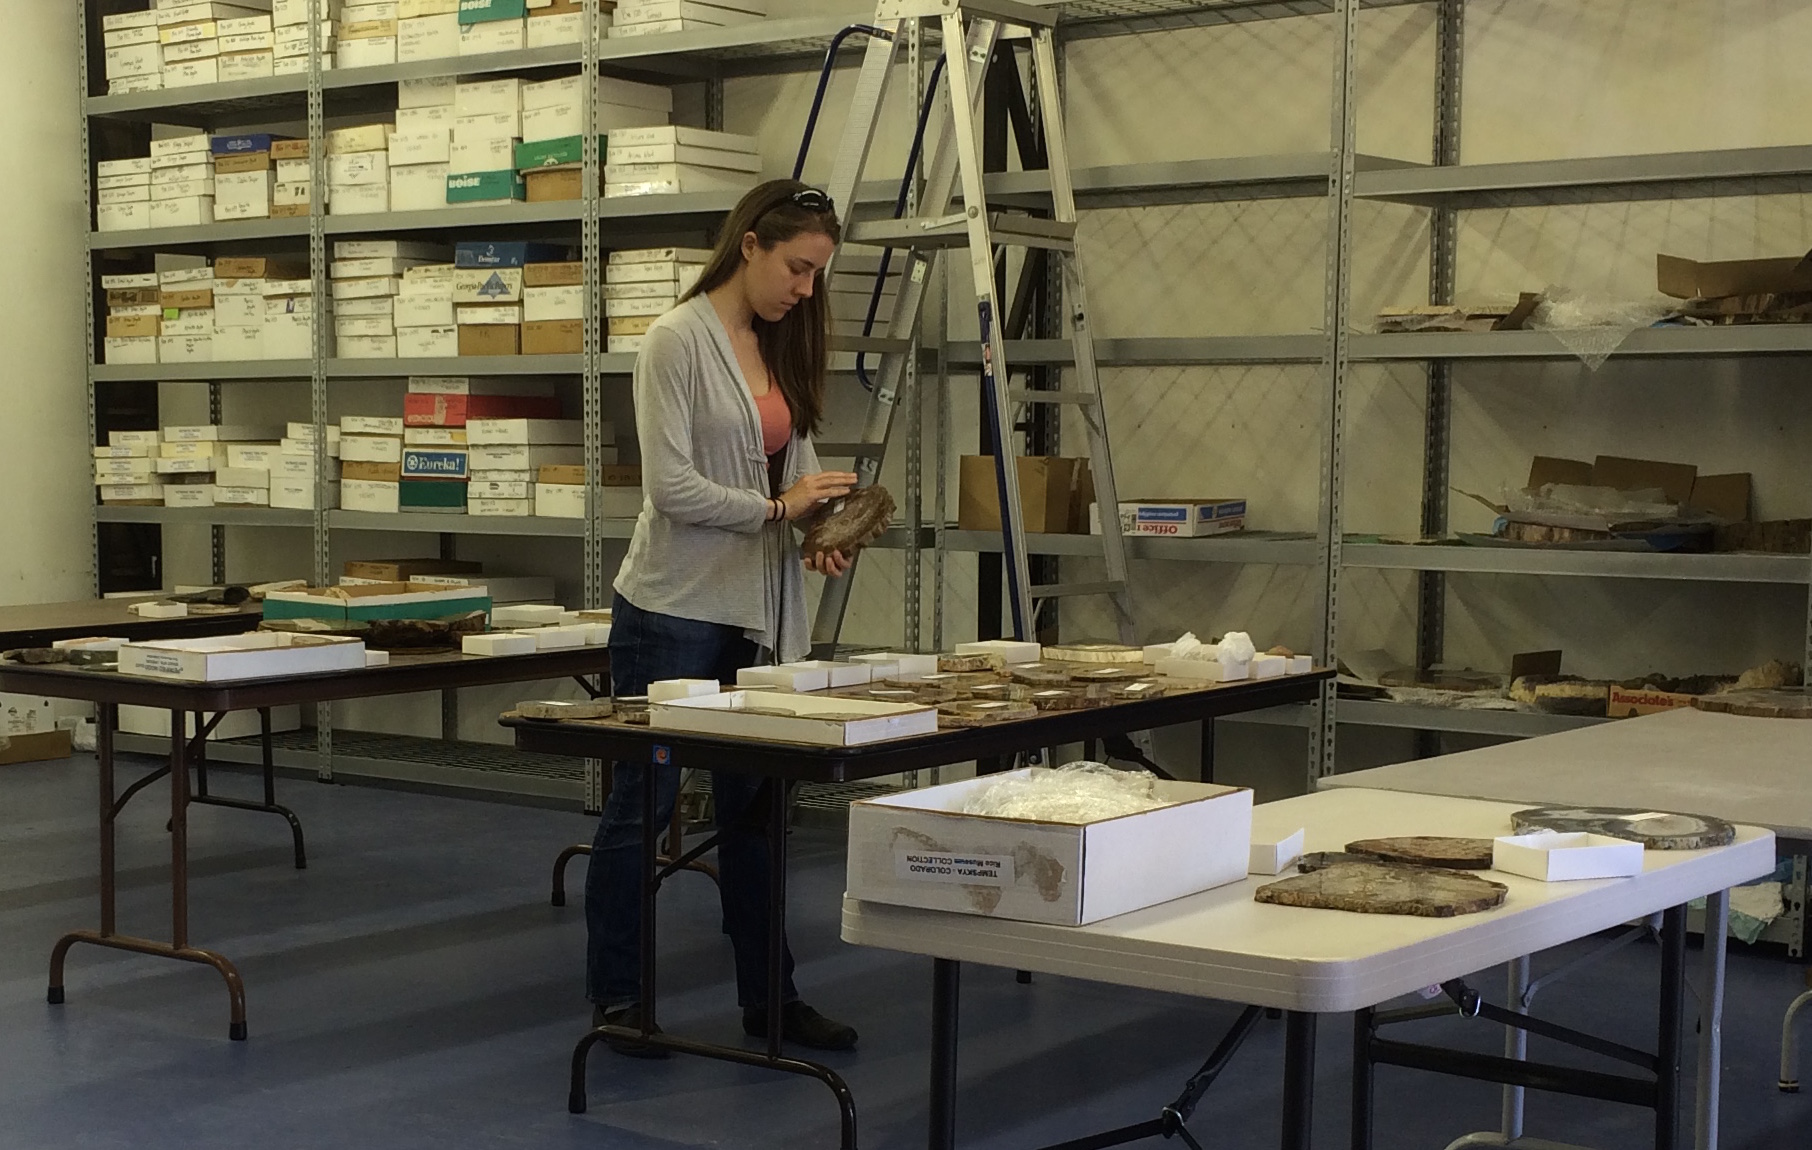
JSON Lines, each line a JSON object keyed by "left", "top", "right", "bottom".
{"left": 1492, "top": 832, "right": 1645, "bottom": 882}
{"left": 846, "top": 771, "right": 1255, "bottom": 926}
{"left": 1606, "top": 685, "right": 1697, "bottom": 718}
{"left": 263, "top": 582, "right": 491, "bottom": 624}
{"left": 118, "top": 633, "right": 367, "bottom": 682}
{"left": 1090, "top": 498, "right": 1247, "bottom": 538}
{"left": 958, "top": 456, "right": 1094, "bottom": 534}
{"left": 459, "top": 324, "right": 520, "bottom": 356}
{"left": 345, "top": 558, "right": 482, "bottom": 581}
{"left": 652, "top": 690, "right": 937, "bottom": 747}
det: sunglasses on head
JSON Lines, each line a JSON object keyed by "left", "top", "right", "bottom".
{"left": 770, "top": 187, "right": 834, "bottom": 216}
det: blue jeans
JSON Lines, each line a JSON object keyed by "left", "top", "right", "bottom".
{"left": 584, "top": 593, "right": 799, "bottom": 1010}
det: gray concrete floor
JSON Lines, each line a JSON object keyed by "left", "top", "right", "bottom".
{"left": 1, "top": 752, "right": 1808, "bottom": 1149}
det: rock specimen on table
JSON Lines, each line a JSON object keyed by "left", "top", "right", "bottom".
{"left": 516, "top": 699, "right": 613, "bottom": 721}
{"left": 1010, "top": 662, "right": 1080, "bottom": 687}
{"left": 936, "top": 699, "right": 1036, "bottom": 727}
{"left": 1255, "top": 862, "right": 1508, "bottom": 918}
{"left": 1297, "top": 851, "right": 1378, "bottom": 873}
{"left": 1511, "top": 805, "right": 1734, "bottom": 849}
{"left": 1042, "top": 642, "right": 1143, "bottom": 664}
{"left": 801, "top": 484, "right": 895, "bottom": 558}
{"left": 938, "top": 653, "right": 1004, "bottom": 673}
{"left": 1026, "top": 687, "right": 1096, "bottom": 711}
{"left": 1693, "top": 688, "right": 1812, "bottom": 719}
{"left": 1345, "top": 836, "right": 1497, "bottom": 869}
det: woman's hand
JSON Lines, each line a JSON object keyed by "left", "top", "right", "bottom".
{"left": 804, "top": 549, "right": 852, "bottom": 577}
{"left": 779, "top": 470, "right": 858, "bottom": 521}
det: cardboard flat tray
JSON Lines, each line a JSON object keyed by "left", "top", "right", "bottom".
{"left": 117, "top": 632, "right": 367, "bottom": 682}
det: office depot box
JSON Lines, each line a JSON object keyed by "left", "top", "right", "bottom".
{"left": 1089, "top": 498, "right": 1247, "bottom": 538}
{"left": 653, "top": 691, "right": 935, "bottom": 748}
{"left": 848, "top": 772, "right": 1254, "bottom": 926}
{"left": 1492, "top": 832, "right": 1645, "bottom": 882}
{"left": 119, "top": 632, "right": 367, "bottom": 683}
{"left": 521, "top": 319, "right": 581, "bottom": 355}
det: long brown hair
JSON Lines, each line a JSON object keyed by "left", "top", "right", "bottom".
{"left": 681, "top": 179, "right": 841, "bottom": 438}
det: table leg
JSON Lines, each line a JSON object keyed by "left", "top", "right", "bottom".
{"left": 1350, "top": 1008, "right": 1372, "bottom": 1150}
{"left": 1697, "top": 890, "right": 1727, "bottom": 1150}
{"left": 1200, "top": 718, "right": 1215, "bottom": 785}
{"left": 1283, "top": 1012, "right": 1316, "bottom": 1150}
{"left": 640, "top": 763, "right": 658, "bottom": 1036}
{"left": 931, "top": 958, "right": 961, "bottom": 1150}
{"left": 49, "top": 707, "right": 247, "bottom": 1039}
{"left": 1503, "top": 954, "right": 1531, "bottom": 1141}
{"left": 1657, "top": 904, "right": 1687, "bottom": 1150}
{"left": 1782, "top": 988, "right": 1812, "bottom": 1093}
{"left": 766, "top": 778, "right": 786, "bottom": 1061}
{"left": 184, "top": 708, "right": 308, "bottom": 870}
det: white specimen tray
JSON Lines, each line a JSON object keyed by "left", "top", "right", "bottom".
{"left": 650, "top": 689, "right": 936, "bottom": 746}
{"left": 116, "top": 632, "right": 367, "bottom": 682}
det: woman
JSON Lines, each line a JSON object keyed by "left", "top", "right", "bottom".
{"left": 585, "top": 179, "right": 861, "bottom": 1055}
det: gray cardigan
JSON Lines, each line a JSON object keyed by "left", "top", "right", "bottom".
{"left": 613, "top": 295, "right": 822, "bottom": 662}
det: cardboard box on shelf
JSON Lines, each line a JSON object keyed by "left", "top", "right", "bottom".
{"left": 339, "top": 478, "right": 400, "bottom": 512}
{"left": 397, "top": 14, "right": 460, "bottom": 59}
{"left": 466, "top": 418, "right": 585, "bottom": 445}
{"left": 403, "top": 391, "right": 560, "bottom": 425}
{"left": 458, "top": 15, "right": 524, "bottom": 51}
{"left": 390, "top": 162, "right": 451, "bottom": 210}
{"left": 525, "top": 168, "right": 582, "bottom": 202}
{"left": 468, "top": 443, "right": 584, "bottom": 471}
{"left": 458, "top": 324, "right": 519, "bottom": 356}
{"left": 521, "top": 319, "right": 581, "bottom": 355}
{"left": 399, "top": 477, "right": 467, "bottom": 511}
{"left": 1089, "top": 498, "right": 1247, "bottom": 538}
{"left": 456, "top": 303, "right": 522, "bottom": 325}
{"left": 327, "top": 123, "right": 392, "bottom": 155}
{"left": 445, "top": 170, "right": 525, "bottom": 204}
{"left": 450, "top": 136, "right": 517, "bottom": 175}
{"left": 958, "top": 456, "right": 1095, "bottom": 535}
{"left": 395, "top": 295, "right": 456, "bottom": 326}
{"left": 451, "top": 265, "right": 523, "bottom": 302}
{"left": 264, "top": 582, "right": 487, "bottom": 624}
{"left": 1457, "top": 455, "right": 1752, "bottom": 549}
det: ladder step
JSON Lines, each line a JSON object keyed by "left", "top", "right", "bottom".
{"left": 848, "top": 212, "right": 1075, "bottom": 252}
{"left": 830, "top": 335, "right": 914, "bottom": 355}
{"left": 1031, "top": 580, "right": 1129, "bottom": 600}
{"left": 875, "top": 0, "right": 1058, "bottom": 28}
{"left": 814, "top": 442, "right": 886, "bottom": 458}
{"left": 1005, "top": 389, "right": 1101, "bottom": 406}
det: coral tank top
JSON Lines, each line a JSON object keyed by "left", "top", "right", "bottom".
{"left": 754, "top": 384, "right": 792, "bottom": 456}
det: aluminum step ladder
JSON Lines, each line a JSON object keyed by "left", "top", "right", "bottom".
{"left": 807, "top": 0, "right": 1136, "bottom": 654}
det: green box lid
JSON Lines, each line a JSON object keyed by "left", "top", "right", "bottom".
{"left": 445, "top": 169, "right": 526, "bottom": 204}
{"left": 515, "top": 135, "right": 606, "bottom": 172}
{"left": 399, "top": 478, "right": 470, "bottom": 509}
{"left": 458, "top": 0, "right": 529, "bottom": 24}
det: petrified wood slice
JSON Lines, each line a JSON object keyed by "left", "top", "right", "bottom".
{"left": 1511, "top": 806, "right": 1734, "bottom": 850}
{"left": 1010, "top": 662, "right": 1082, "bottom": 687}
{"left": 1692, "top": 688, "right": 1812, "bottom": 719}
{"left": 1297, "top": 851, "right": 1377, "bottom": 873}
{"left": 801, "top": 485, "right": 895, "bottom": 557}
{"left": 1345, "top": 836, "right": 1497, "bottom": 869}
{"left": 938, "top": 653, "right": 1004, "bottom": 673}
{"left": 1255, "top": 862, "right": 1508, "bottom": 918}
{"left": 1026, "top": 688, "right": 1096, "bottom": 711}
{"left": 937, "top": 700, "right": 1037, "bottom": 727}
{"left": 516, "top": 699, "right": 614, "bottom": 721}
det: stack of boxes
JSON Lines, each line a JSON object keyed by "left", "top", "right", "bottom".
{"left": 458, "top": 0, "right": 527, "bottom": 55}
{"left": 101, "top": 272, "right": 163, "bottom": 364}
{"left": 274, "top": 0, "right": 338, "bottom": 74}
{"left": 339, "top": 414, "right": 407, "bottom": 513}
{"left": 533, "top": 454, "right": 641, "bottom": 519}
{"left": 272, "top": 138, "right": 312, "bottom": 216}
{"left": 327, "top": 121, "right": 393, "bottom": 215}
{"left": 521, "top": 259, "right": 583, "bottom": 354}
{"left": 396, "top": 260, "right": 458, "bottom": 356}
{"left": 391, "top": 78, "right": 454, "bottom": 210}
{"left": 101, "top": 10, "right": 163, "bottom": 95}
{"left": 609, "top": 0, "right": 762, "bottom": 37}
{"left": 604, "top": 246, "right": 705, "bottom": 352}
{"left": 336, "top": 1, "right": 397, "bottom": 67}
{"left": 604, "top": 125, "right": 758, "bottom": 197}
{"left": 512, "top": 75, "right": 670, "bottom": 202}
{"left": 398, "top": 0, "right": 461, "bottom": 60}
{"left": 151, "top": 128, "right": 214, "bottom": 228}
{"left": 217, "top": 11, "right": 277, "bottom": 79}
{"left": 407, "top": 377, "right": 564, "bottom": 516}
{"left": 216, "top": 438, "right": 286, "bottom": 507}
{"left": 159, "top": 265, "right": 217, "bottom": 364}
{"left": 96, "top": 157, "right": 153, "bottom": 233}
{"left": 94, "top": 430, "right": 163, "bottom": 506}
{"left": 454, "top": 241, "right": 569, "bottom": 356}
{"left": 527, "top": 0, "right": 607, "bottom": 48}
{"left": 332, "top": 240, "right": 450, "bottom": 358}
{"left": 213, "top": 132, "right": 287, "bottom": 221}
{"left": 215, "top": 256, "right": 306, "bottom": 360}
{"left": 157, "top": 2, "right": 242, "bottom": 89}
{"left": 275, "top": 420, "right": 341, "bottom": 508}
{"left": 469, "top": 417, "right": 585, "bottom": 517}
{"left": 450, "top": 77, "right": 526, "bottom": 207}
{"left": 264, "top": 272, "right": 315, "bottom": 358}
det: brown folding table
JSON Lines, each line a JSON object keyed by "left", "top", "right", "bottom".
{"left": 0, "top": 647, "right": 611, "bottom": 1040}
{"left": 0, "top": 596, "right": 263, "bottom": 649}
{"left": 507, "top": 670, "right": 1333, "bottom": 1150}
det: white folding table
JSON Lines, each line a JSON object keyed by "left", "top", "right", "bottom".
{"left": 1323, "top": 707, "right": 1812, "bottom": 1144}
{"left": 842, "top": 788, "right": 1774, "bottom": 1150}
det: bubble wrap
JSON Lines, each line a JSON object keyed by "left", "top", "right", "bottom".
{"left": 960, "top": 761, "right": 1173, "bottom": 824}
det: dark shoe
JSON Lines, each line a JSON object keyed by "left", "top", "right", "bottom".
{"left": 741, "top": 1001, "right": 858, "bottom": 1051}
{"left": 593, "top": 1003, "right": 670, "bottom": 1060}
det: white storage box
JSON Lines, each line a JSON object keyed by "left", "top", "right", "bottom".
{"left": 492, "top": 603, "right": 564, "bottom": 628}
{"left": 652, "top": 690, "right": 935, "bottom": 746}
{"left": 648, "top": 678, "right": 719, "bottom": 703}
{"left": 736, "top": 660, "right": 871, "bottom": 692}
{"left": 1156, "top": 657, "right": 1247, "bottom": 683}
{"left": 463, "top": 632, "right": 537, "bottom": 657}
{"left": 846, "top": 771, "right": 1255, "bottom": 925}
{"left": 117, "top": 633, "right": 366, "bottom": 682}
{"left": 1492, "top": 832, "right": 1645, "bottom": 882}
